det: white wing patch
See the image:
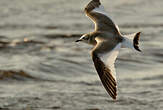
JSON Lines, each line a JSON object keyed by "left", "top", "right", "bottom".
{"left": 92, "top": 4, "right": 120, "bottom": 33}
{"left": 92, "top": 4, "right": 109, "bottom": 17}
{"left": 100, "top": 43, "right": 121, "bottom": 80}
{"left": 115, "top": 25, "right": 120, "bottom": 32}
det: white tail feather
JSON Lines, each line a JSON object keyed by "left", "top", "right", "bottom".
{"left": 121, "top": 34, "right": 135, "bottom": 49}
{"left": 121, "top": 32, "right": 141, "bottom": 52}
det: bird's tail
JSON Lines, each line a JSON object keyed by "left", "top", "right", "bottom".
{"left": 121, "top": 32, "right": 141, "bottom": 52}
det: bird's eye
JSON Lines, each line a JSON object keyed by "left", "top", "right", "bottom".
{"left": 83, "top": 37, "right": 89, "bottom": 40}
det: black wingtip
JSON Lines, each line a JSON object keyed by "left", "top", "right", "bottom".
{"left": 85, "top": 0, "right": 101, "bottom": 13}
{"left": 93, "top": 0, "right": 100, "bottom": 2}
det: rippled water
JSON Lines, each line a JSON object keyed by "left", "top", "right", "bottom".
{"left": 0, "top": 0, "right": 163, "bottom": 110}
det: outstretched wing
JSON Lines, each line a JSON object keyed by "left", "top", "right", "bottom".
{"left": 91, "top": 42, "right": 121, "bottom": 100}
{"left": 84, "top": 0, "right": 120, "bottom": 34}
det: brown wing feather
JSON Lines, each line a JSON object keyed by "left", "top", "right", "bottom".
{"left": 85, "top": 0, "right": 101, "bottom": 13}
{"left": 84, "top": 0, "right": 119, "bottom": 34}
{"left": 92, "top": 53, "right": 117, "bottom": 100}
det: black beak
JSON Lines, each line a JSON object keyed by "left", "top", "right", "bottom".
{"left": 75, "top": 39, "right": 82, "bottom": 42}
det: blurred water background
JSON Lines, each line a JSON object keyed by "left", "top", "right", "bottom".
{"left": 0, "top": 0, "right": 163, "bottom": 110}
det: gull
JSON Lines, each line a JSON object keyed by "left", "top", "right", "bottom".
{"left": 76, "top": 0, "right": 141, "bottom": 100}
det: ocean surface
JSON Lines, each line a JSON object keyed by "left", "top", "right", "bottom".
{"left": 0, "top": 0, "right": 163, "bottom": 110}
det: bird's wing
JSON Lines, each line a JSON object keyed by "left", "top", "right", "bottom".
{"left": 84, "top": 0, "right": 120, "bottom": 34}
{"left": 91, "top": 41, "right": 121, "bottom": 100}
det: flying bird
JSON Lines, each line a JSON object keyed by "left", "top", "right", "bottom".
{"left": 76, "top": 0, "right": 141, "bottom": 100}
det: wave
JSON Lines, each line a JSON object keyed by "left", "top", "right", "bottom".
{"left": 0, "top": 70, "right": 37, "bottom": 80}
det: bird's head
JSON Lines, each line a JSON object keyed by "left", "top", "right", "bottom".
{"left": 75, "top": 33, "right": 91, "bottom": 44}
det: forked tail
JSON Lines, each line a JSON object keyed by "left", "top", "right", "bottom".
{"left": 121, "top": 32, "right": 141, "bottom": 52}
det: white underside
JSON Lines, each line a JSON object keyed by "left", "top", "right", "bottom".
{"left": 100, "top": 43, "right": 121, "bottom": 81}
{"left": 98, "top": 33, "right": 137, "bottom": 80}
{"left": 92, "top": 5, "right": 109, "bottom": 17}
